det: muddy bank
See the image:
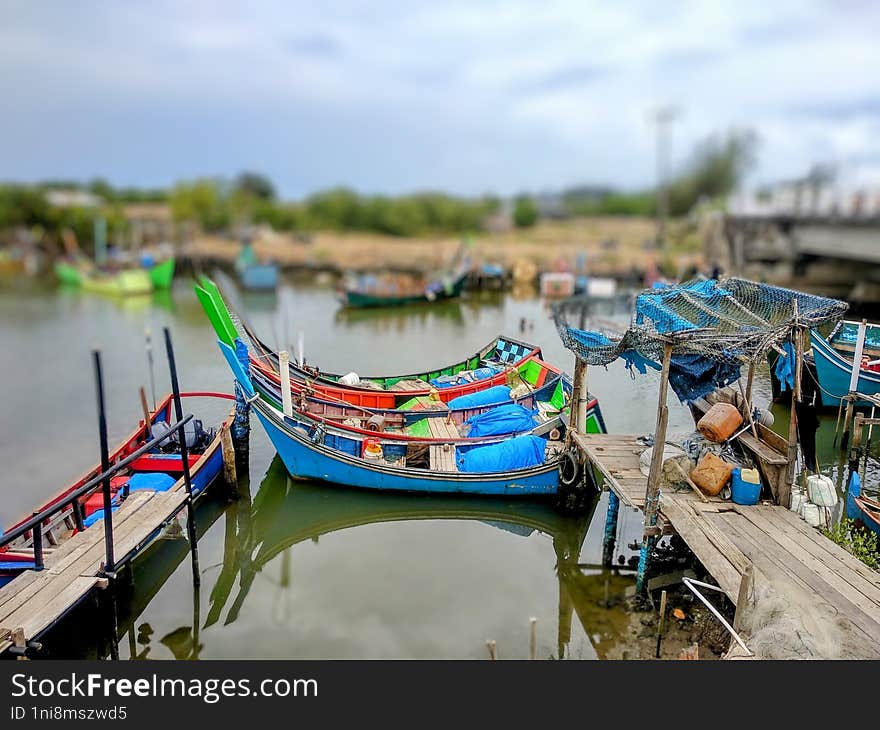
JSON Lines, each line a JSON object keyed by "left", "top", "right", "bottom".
{"left": 182, "top": 217, "right": 704, "bottom": 280}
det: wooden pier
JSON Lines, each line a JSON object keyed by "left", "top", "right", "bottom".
{"left": 0, "top": 489, "right": 190, "bottom": 655}
{"left": 574, "top": 431, "right": 880, "bottom": 658}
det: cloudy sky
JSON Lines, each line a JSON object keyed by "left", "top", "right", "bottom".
{"left": 1, "top": 0, "right": 879, "bottom": 198}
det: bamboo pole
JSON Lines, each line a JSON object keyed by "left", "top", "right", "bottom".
{"left": 783, "top": 303, "right": 802, "bottom": 508}
{"left": 636, "top": 340, "right": 673, "bottom": 595}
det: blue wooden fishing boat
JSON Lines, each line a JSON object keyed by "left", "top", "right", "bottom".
{"left": 236, "top": 243, "right": 278, "bottom": 290}
{"left": 811, "top": 320, "right": 880, "bottom": 406}
{"left": 218, "top": 339, "right": 606, "bottom": 497}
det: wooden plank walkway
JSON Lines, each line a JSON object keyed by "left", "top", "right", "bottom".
{"left": 0, "top": 489, "right": 188, "bottom": 655}
{"left": 573, "top": 432, "right": 880, "bottom": 658}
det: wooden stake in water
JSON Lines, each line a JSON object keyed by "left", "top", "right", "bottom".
{"left": 842, "top": 319, "right": 868, "bottom": 450}
{"left": 529, "top": 617, "right": 537, "bottom": 660}
{"left": 145, "top": 328, "right": 157, "bottom": 409}
{"left": 655, "top": 590, "right": 667, "bottom": 658}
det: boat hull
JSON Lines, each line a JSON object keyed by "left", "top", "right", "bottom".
{"left": 342, "top": 272, "right": 467, "bottom": 309}
{"left": 254, "top": 404, "right": 561, "bottom": 496}
{"left": 812, "top": 333, "right": 880, "bottom": 406}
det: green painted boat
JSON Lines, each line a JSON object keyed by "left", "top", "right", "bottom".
{"left": 342, "top": 271, "right": 468, "bottom": 309}
{"left": 54, "top": 261, "right": 83, "bottom": 286}
{"left": 148, "top": 257, "right": 176, "bottom": 290}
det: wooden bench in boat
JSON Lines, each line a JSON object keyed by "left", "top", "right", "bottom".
{"left": 426, "top": 418, "right": 461, "bottom": 440}
{"left": 429, "top": 444, "right": 459, "bottom": 472}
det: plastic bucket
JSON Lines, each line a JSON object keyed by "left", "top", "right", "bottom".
{"left": 731, "top": 467, "right": 761, "bottom": 506}
{"left": 802, "top": 502, "right": 821, "bottom": 527}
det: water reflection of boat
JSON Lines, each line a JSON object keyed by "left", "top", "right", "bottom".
{"left": 205, "top": 458, "right": 635, "bottom": 659}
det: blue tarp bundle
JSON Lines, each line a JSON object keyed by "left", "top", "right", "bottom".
{"left": 447, "top": 385, "right": 512, "bottom": 410}
{"left": 465, "top": 403, "right": 537, "bottom": 438}
{"left": 431, "top": 366, "right": 498, "bottom": 389}
{"left": 458, "top": 435, "right": 546, "bottom": 473}
{"left": 846, "top": 471, "right": 862, "bottom": 521}
{"left": 668, "top": 353, "right": 740, "bottom": 404}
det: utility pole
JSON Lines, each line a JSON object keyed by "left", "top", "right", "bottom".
{"left": 651, "top": 106, "right": 678, "bottom": 248}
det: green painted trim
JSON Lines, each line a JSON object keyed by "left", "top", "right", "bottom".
{"left": 195, "top": 286, "right": 235, "bottom": 346}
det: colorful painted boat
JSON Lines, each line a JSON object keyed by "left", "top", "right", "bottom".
{"left": 196, "top": 276, "right": 544, "bottom": 409}
{"left": 0, "top": 392, "right": 234, "bottom": 587}
{"left": 218, "top": 339, "right": 605, "bottom": 497}
{"left": 55, "top": 256, "right": 175, "bottom": 295}
{"left": 148, "top": 257, "right": 176, "bottom": 290}
{"left": 853, "top": 496, "right": 880, "bottom": 537}
{"left": 248, "top": 355, "right": 606, "bottom": 438}
{"left": 341, "top": 270, "right": 468, "bottom": 309}
{"left": 236, "top": 243, "right": 278, "bottom": 290}
{"left": 811, "top": 320, "right": 880, "bottom": 406}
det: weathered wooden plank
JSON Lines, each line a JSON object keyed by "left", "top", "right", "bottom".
{"left": 0, "top": 576, "right": 100, "bottom": 654}
{"left": 738, "top": 506, "right": 880, "bottom": 608}
{"left": 767, "top": 506, "right": 880, "bottom": 588}
{"left": 659, "top": 498, "right": 743, "bottom": 602}
{"left": 716, "top": 512, "right": 880, "bottom": 653}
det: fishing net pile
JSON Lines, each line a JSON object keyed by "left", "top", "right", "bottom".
{"left": 553, "top": 278, "right": 848, "bottom": 403}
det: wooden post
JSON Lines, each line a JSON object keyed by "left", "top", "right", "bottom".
{"left": 842, "top": 319, "right": 868, "bottom": 450}
{"left": 601, "top": 491, "right": 620, "bottom": 567}
{"left": 575, "top": 360, "right": 589, "bottom": 434}
{"left": 570, "top": 357, "right": 588, "bottom": 434}
{"left": 486, "top": 640, "right": 497, "bottom": 660}
{"left": 636, "top": 340, "right": 673, "bottom": 596}
{"left": 529, "top": 617, "right": 537, "bottom": 660}
{"left": 220, "top": 427, "right": 238, "bottom": 498}
{"left": 279, "top": 350, "right": 293, "bottom": 418}
{"left": 744, "top": 360, "right": 755, "bottom": 405}
{"left": 783, "top": 305, "right": 803, "bottom": 508}
{"left": 733, "top": 564, "right": 754, "bottom": 632}
{"left": 655, "top": 589, "right": 668, "bottom": 658}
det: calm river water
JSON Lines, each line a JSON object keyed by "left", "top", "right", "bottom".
{"left": 0, "top": 277, "right": 854, "bottom": 659}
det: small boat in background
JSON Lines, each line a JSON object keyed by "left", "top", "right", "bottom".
{"left": 54, "top": 225, "right": 176, "bottom": 295}
{"left": 811, "top": 320, "right": 880, "bottom": 406}
{"left": 340, "top": 245, "right": 471, "bottom": 309}
{"left": 235, "top": 242, "right": 278, "bottom": 291}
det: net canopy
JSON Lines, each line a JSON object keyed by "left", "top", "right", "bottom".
{"left": 553, "top": 277, "right": 848, "bottom": 370}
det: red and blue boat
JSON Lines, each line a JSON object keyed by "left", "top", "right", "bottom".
{"left": 0, "top": 393, "right": 234, "bottom": 587}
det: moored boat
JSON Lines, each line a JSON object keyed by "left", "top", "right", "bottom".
{"left": 0, "top": 392, "right": 234, "bottom": 587}
{"left": 196, "top": 276, "right": 545, "bottom": 409}
{"left": 811, "top": 320, "right": 880, "bottom": 406}
{"left": 341, "top": 270, "right": 469, "bottom": 309}
{"left": 217, "top": 339, "right": 605, "bottom": 497}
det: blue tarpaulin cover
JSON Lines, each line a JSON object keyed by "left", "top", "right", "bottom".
{"left": 447, "top": 385, "right": 511, "bottom": 410}
{"left": 465, "top": 403, "right": 537, "bottom": 437}
{"left": 458, "top": 434, "right": 547, "bottom": 473}
{"left": 431, "top": 366, "right": 499, "bottom": 388}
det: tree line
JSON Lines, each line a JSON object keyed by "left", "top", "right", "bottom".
{"left": 0, "top": 128, "right": 757, "bottom": 248}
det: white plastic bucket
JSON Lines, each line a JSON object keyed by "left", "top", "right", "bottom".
{"left": 802, "top": 502, "right": 821, "bottom": 527}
